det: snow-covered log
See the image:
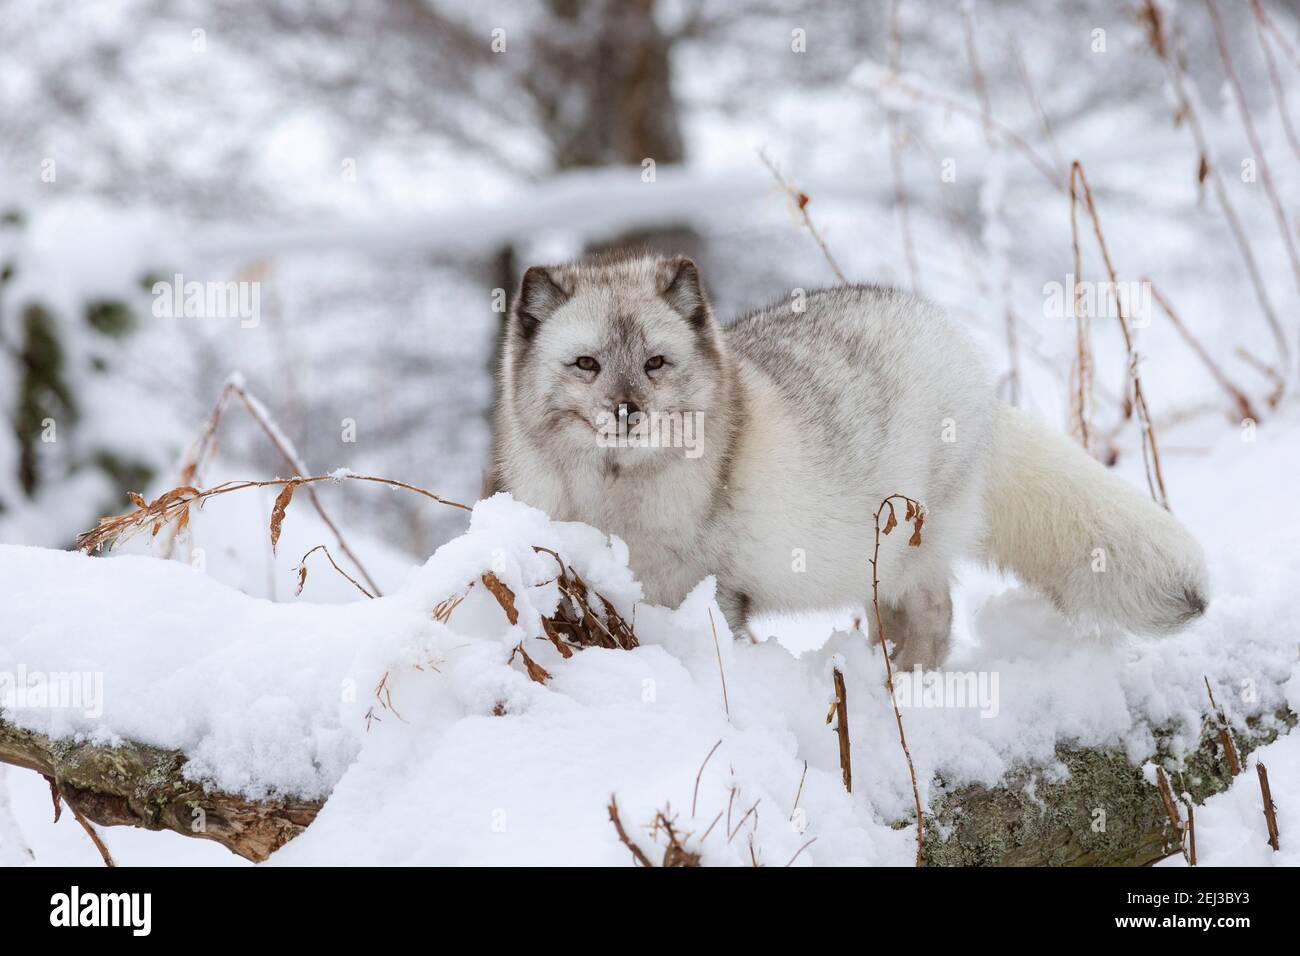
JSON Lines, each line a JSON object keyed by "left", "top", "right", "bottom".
{"left": 2, "top": 492, "right": 1296, "bottom": 866}
{"left": 924, "top": 717, "right": 1293, "bottom": 866}
{"left": 2, "top": 708, "right": 1290, "bottom": 865}
{"left": 0, "top": 720, "right": 320, "bottom": 862}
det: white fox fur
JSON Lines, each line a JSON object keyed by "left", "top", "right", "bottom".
{"left": 492, "top": 251, "right": 1209, "bottom": 668}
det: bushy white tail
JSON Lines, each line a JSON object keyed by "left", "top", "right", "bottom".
{"left": 981, "top": 405, "right": 1208, "bottom": 634}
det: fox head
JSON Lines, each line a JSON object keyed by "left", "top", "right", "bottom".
{"left": 501, "top": 252, "right": 731, "bottom": 470}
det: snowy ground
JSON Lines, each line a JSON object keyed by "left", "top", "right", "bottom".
{"left": 2, "top": 402, "right": 1297, "bottom": 866}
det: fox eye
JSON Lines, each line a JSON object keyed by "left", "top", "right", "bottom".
{"left": 575, "top": 356, "right": 600, "bottom": 373}
{"left": 644, "top": 355, "right": 666, "bottom": 372}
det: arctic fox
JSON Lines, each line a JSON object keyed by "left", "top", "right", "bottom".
{"left": 492, "top": 251, "right": 1208, "bottom": 668}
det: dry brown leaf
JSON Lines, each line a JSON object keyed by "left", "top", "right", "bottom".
{"left": 481, "top": 571, "right": 519, "bottom": 625}
{"left": 270, "top": 481, "right": 297, "bottom": 554}
{"left": 541, "top": 617, "right": 574, "bottom": 659}
{"left": 509, "top": 642, "right": 551, "bottom": 684}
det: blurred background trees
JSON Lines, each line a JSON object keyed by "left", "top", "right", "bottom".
{"left": 2, "top": 0, "right": 1297, "bottom": 596}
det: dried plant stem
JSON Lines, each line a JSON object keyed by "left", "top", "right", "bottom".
{"left": 1204, "top": 677, "right": 1243, "bottom": 775}
{"left": 1141, "top": 1, "right": 1289, "bottom": 376}
{"left": 163, "top": 378, "right": 391, "bottom": 596}
{"left": 653, "top": 809, "right": 703, "bottom": 866}
{"left": 692, "top": 740, "right": 722, "bottom": 817}
{"left": 1009, "top": 35, "right": 1066, "bottom": 174}
{"left": 1206, "top": 0, "right": 1300, "bottom": 291}
{"left": 159, "top": 383, "right": 236, "bottom": 560}
{"left": 1249, "top": 0, "right": 1300, "bottom": 164}
{"left": 829, "top": 668, "right": 852, "bottom": 793}
{"left": 783, "top": 837, "right": 817, "bottom": 867}
{"left": 227, "top": 385, "right": 386, "bottom": 597}
{"left": 757, "top": 148, "right": 848, "bottom": 284}
{"left": 790, "top": 760, "right": 808, "bottom": 821}
{"left": 1181, "top": 794, "right": 1198, "bottom": 866}
{"left": 78, "top": 473, "right": 470, "bottom": 555}
{"left": 45, "top": 775, "right": 114, "bottom": 867}
{"left": 707, "top": 609, "right": 731, "bottom": 718}
{"left": 1068, "top": 166, "right": 1095, "bottom": 454}
{"left": 961, "top": 4, "right": 995, "bottom": 146}
{"left": 871, "top": 70, "right": 1062, "bottom": 191}
{"left": 68, "top": 799, "right": 115, "bottom": 867}
{"left": 870, "top": 493, "right": 926, "bottom": 866}
{"left": 607, "top": 796, "right": 654, "bottom": 867}
{"left": 1206, "top": 0, "right": 1300, "bottom": 297}
{"left": 1250, "top": 0, "right": 1300, "bottom": 73}
{"left": 1146, "top": 280, "right": 1260, "bottom": 423}
{"left": 886, "top": 0, "right": 921, "bottom": 294}
{"left": 727, "top": 798, "right": 760, "bottom": 843}
{"left": 1257, "top": 763, "right": 1280, "bottom": 851}
{"left": 1235, "top": 347, "right": 1286, "bottom": 409}
{"left": 961, "top": 2, "right": 1022, "bottom": 408}
{"left": 297, "top": 544, "right": 374, "bottom": 599}
{"left": 1068, "top": 161, "right": 1170, "bottom": 510}
{"left": 1154, "top": 766, "right": 1187, "bottom": 862}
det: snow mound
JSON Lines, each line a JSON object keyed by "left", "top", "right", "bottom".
{"left": 3, "top": 437, "right": 1299, "bottom": 864}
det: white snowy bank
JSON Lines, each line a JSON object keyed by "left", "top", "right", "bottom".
{"left": 2, "top": 414, "right": 1299, "bottom": 866}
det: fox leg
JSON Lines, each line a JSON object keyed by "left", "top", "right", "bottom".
{"left": 875, "top": 584, "right": 953, "bottom": 671}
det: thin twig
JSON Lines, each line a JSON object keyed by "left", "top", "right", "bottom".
{"left": 1235, "top": 347, "right": 1286, "bottom": 409}
{"left": 78, "top": 473, "right": 470, "bottom": 554}
{"left": 885, "top": 0, "right": 921, "bottom": 294}
{"left": 1146, "top": 280, "right": 1260, "bottom": 423}
{"left": 1154, "top": 766, "right": 1187, "bottom": 862}
{"left": 229, "top": 384, "right": 386, "bottom": 596}
{"left": 1068, "top": 163, "right": 1095, "bottom": 454}
{"left": 962, "top": 2, "right": 1021, "bottom": 408}
{"left": 44, "top": 776, "right": 114, "bottom": 867}
{"left": 1250, "top": 0, "right": 1300, "bottom": 73}
{"left": 783, "top": 837, "right": 817, "bottom": 867}
{"left": 607, "top": 796, "right": 654, "bottom": 867}
{"left": 1140, "top": 1, "right": 1289, "bottom": 376}
{"left": 790, "top": 760, "right": 809, "bottom": 821}
{"left": 727, "top": 798, "right": 761, "bottom": 843}
{"left": 865, "top": 66, "right": 1062, "bottom": 190}
{"left": 869, "top": 493, "right": 926, "bottom": 865}
{"left": 1180, "top": 793, "right": 1198, "bottom": 866}
{"left": 1068, "top": 161, "right": 1170, "bottom": 510}
{"left": 698, "top": 810, "right": 724, "bottom": 845}
{"left": 1249, "top": 0, "right": 1300, "bottom": 164}
{"left": 757, "top": 149, "right": 848, "bottom": 284}
{"left": 1206, "top": 0, "right": 1300, "bottom": 298}
{"left": 1204, "top": 676, "right": 1242, "bottom": 775}
{"left": 296, "top": 544, "right": 375, "bottom": 599}
{"left": 692, "top": 739, "right": 722, "bottom": 817}
{"left": 707, "top": 608, "right": 731, "bottom": 718}
{"left": 1009, "top": 35, "right": 1066, "bottom": 174}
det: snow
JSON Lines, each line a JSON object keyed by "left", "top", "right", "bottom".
{"left": 3, "top": 410, "right": 1298, "bottom": 865}
{"left": 3, "top": 0, "right": 1299, "bottom": 869}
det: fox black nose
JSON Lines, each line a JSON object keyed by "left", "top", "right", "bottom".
{"left": 616, "top": 400, "right": 642, "bottom": 421}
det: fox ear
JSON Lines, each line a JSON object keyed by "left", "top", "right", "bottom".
{"left": 513, "top": 266, "right": 569, "bottom": 339}
{"left": 659, "top": 256, "right": 710, "bottom": 328}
